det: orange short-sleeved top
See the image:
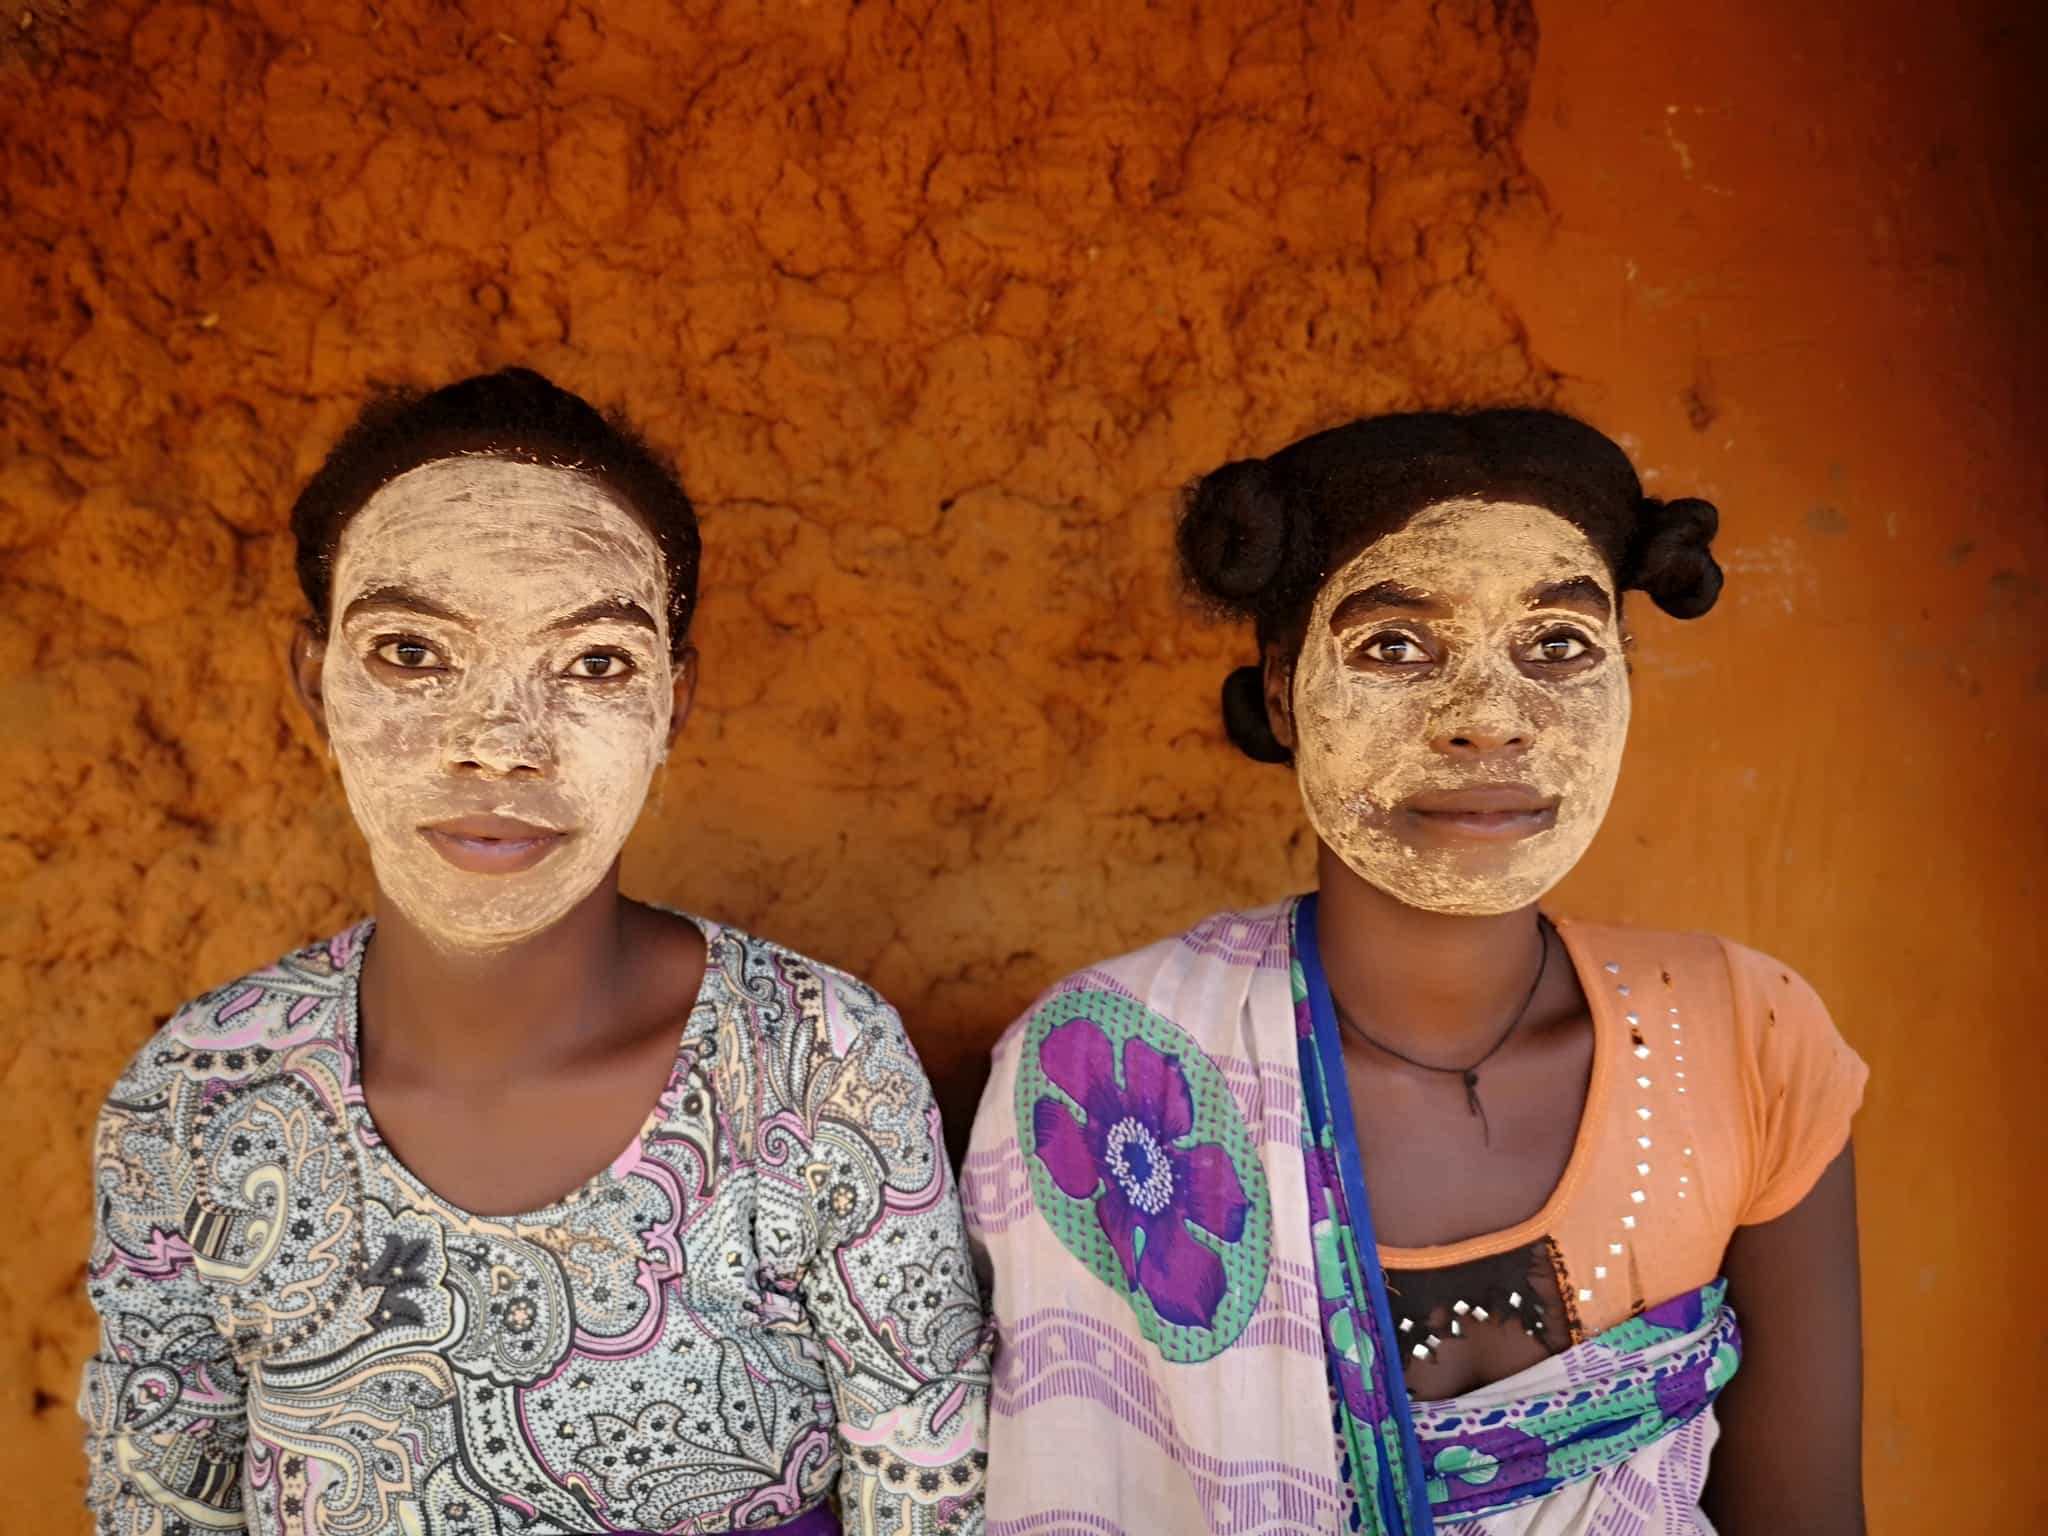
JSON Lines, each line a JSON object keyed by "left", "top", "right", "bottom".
{"left": 1378, "top": 919, "right": 1868, "bottom": 1339}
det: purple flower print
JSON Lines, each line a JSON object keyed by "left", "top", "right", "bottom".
{"left": 1031, "top": 1016, "right": 1249, "bottom": 1328}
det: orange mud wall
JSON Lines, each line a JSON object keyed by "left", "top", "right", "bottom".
{"left": 2, "top": 0, "right": 2040, "bottom": 1527}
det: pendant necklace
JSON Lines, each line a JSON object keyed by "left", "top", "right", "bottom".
{"left": 1334, "top": 915, "right": 1553, "bottom": 1146}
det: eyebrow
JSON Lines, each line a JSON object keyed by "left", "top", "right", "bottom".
{"left": 1328, "top": 581, "right": 1443, "bottom": 630}
{"left": 340, "top": 585, "right": 474, "bottom": 628}
{"left": 543, "top": 598, "right": 660, "bottom": 636}
{"left": 1525, "top": 576, "right": 1613, "bottom": 619}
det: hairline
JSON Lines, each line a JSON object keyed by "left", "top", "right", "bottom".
{"left": 1261, "top": 492, "right": 1627, "bottom": 667}
{"left": 304, "top": 434, "right": 693, "bottom": 653}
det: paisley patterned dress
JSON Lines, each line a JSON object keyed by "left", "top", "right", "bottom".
{"left": 80, "top": 917, "right": 990, "bottom": 1536}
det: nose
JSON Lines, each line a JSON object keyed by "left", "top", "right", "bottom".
{"left": 1427, "top": 654, "right": 1537, "bottom": 762}
{"left": 448, "top": 690, "right": 553, "bottom": 779}
{"left": 1428, "top": 674, "right": 1533, "bottom": 761}
{"left": 1430, "top": 717, "right": 1529, "bottom": 760}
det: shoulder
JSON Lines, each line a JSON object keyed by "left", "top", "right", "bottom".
{"left": 976, "top": 900, "right": 1296, "bottom": 1139}
{"left": 699, "top": 917, "right": 910, "bottom": 1056}
{"left": 103, "top": 924, "right": 367, "bottom": 1114}
{"left": 1095, "top": 900, "right": 1297, "bottom": 990}
{"left": 990, "top": 900, "right": 1295, "bottom": 1062}
{"left": 1556, "top": 917, "right": 1727, "bottom": 976}
{"left": 1710, "top": 933, "right": 1836, "bottom": 1020}
{"left": 696, "top": 921, "right": 944, "bottom": 1196}
{"left": 1701, "top": 933, "right": 1864, "bottom": 1101}
{"left": 1558, "top": 917, "right": 1837, "bottom": 1028}
{"left": 1562, "top": 918, "right": 1864, "bottom": 1217}
{"left": 93, "top": 925, "right": 366, "bottom": 1243}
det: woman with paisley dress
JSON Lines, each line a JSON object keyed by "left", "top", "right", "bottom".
{"left": 79, "top": 370, "right": 990, "bottom": 1536}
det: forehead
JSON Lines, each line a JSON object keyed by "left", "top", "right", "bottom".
{"left": 1322, "top": 498, "right": 1605, "bottom": 598}
{"left": 334, "top": 457, "right": 666, "bottom": 597}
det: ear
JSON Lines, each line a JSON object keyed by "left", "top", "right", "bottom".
{"left": 1260, "top": 645, "right": 1297, "bottom": 753}
{"left": 665, "top": 645, "right": 700, "bottom": 753}
{"left": 288, "top": 620, "right": 331, "bottom": 751}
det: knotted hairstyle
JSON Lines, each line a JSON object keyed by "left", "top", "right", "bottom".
{"left": 1177, "top": 409, "right": 1724, "bottom": 762}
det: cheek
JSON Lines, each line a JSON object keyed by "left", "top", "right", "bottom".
{"left": 324, "top": 672, "right": 445, "bottom": 780}
{"left": 1534, "top": 672, "right": 1631, "bottom": 779}
{"left": 1335, "top": 685, "right": 1430, "bottom": 755}
{"left": 1297, "top": 643, "right": 1407, "bottom": 740}
{"left": 548, "top": 690, "right": 669, "bottom": 799}
{"left": 1302, "top": 660, "right": 1450, "bottom": 755}
{"left": 1295, "top": 664, "right": 1443, "bottom": 808}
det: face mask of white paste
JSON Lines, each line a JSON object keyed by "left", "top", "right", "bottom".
{"left": 320, "top": 456, "right": 674, "bottom": 952}
{"left": 1291, "top": 499, "right": 1631, "bottom": 916}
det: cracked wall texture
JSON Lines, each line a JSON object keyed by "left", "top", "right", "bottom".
{"left": 2, "top": 0, "right": 2042, "bottom": 1526}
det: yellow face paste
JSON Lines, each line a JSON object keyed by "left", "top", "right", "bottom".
{"left": 1291, "top": 499, "right": 1631, "bottom": 916}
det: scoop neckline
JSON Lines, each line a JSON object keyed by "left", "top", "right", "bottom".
{"left": 1353, "top": 911, "right": 1613, "bottom": 1267}
{"left": 337, "top": 910, "right": 724, "bottom": 1225}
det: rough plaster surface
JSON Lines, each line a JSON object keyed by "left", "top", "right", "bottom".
{"left": 0, "top": 0, "right": 1550, "bottom": 1512}
{"left": 5, "top": 0, "right": 2043, "bottom": 1527}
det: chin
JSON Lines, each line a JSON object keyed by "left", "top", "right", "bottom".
{"left": 378, "top": 869, "right": 608, "bottom": 955}
{"left": 1408, "top": 886, "right": 1552, "bottom": 919}
{"left": 1361, "top": 842, "right": 1566, "bottom": 918}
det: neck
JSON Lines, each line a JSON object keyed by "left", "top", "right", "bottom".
{"left": 1313, "top": 842, "right": 1551, "bottom": 1063}
{"left": 358, "top": 870, "right": 634, "bottom": 1083}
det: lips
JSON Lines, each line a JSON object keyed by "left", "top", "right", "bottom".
{"left": 1401, "top": 784, "right": 1560, "bottom": 842}
{"left": 418, "top": 813, "right": 571, "bottom": 874}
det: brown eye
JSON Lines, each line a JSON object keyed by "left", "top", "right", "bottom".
{"left": 566, "top": 652, "right": 632, "bottom": 680}
{"left": 1358, "top": 632, "right": 1433, "bottom": 665}
{"left": 1524, "top": 629, "right": 1593, "bottom": 664}
{"left": 373, "top": 638, "right": 445, "bottom": 670}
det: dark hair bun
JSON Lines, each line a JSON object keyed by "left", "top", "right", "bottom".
{"left": 1178, "top": 458, "right": 1294, "bottom": 609}
{"left": 1221, "top": 665, "right": 1292, "bottom": 764}
{"left": 1627, "top": 496, "right": 1723, "bottom": 619}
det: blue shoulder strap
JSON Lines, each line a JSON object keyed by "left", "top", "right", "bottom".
{"left": 1295, "top": 894, "right": 1435, "bottom": 1535}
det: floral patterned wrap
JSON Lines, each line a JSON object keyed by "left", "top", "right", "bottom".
{"left": 964, "top": 905, "right": 1345, "bottom": 1534}
{"left": 80, "top": 918, "right": 990, "bottom": 1536}
{"left": 1016, "top": 990, "right": 1270, "bottom": 1359}
{"left": 963, "top": 901, "right": 1745, "bottom": 1536}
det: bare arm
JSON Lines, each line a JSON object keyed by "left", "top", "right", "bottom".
{"left": 1702, "top": 1141, "right": 1864, "bottom": 1535}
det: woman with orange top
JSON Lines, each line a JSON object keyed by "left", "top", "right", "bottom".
{"left": 963, "top": 410, "right": 1864, "bottom": 1534}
